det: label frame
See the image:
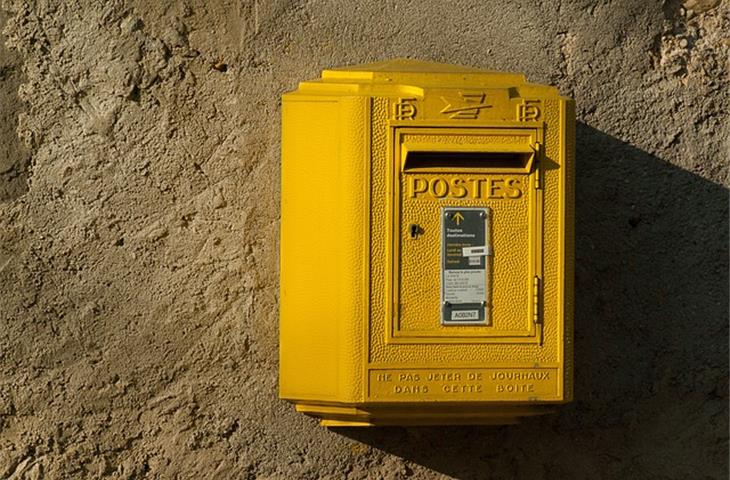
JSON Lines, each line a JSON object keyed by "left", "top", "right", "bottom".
{"left": 440, "top": 206, "right": 492, "bottom": 326}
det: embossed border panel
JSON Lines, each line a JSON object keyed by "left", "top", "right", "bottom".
{"left": 386, "top": 126, "right": 544, "bottom": 344}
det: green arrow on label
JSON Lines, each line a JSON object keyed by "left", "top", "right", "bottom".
{"left": 452, "top": 212, "right": 464, "bottom": 225}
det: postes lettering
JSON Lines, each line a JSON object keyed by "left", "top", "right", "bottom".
{"left": 408, "top": 176, "right": 524, "bottom": 200}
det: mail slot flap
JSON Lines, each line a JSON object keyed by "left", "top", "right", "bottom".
{"left": 402, "top": 143, "right": 537, "bottom": 174}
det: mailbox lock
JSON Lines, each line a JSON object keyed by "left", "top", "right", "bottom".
{"left": 408, "top": 223, "right": 422, "bottom": 238}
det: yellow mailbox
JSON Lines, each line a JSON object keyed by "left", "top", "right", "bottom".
{"left": 280, "top": 59, "right": 574, "bottom": 426}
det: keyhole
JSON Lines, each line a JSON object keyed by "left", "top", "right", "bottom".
{"left": 409, "top": 223, "right": 420, "bottom": 238}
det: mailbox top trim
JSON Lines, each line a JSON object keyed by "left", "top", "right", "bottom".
{"left": 323, "top": 58, "right": 525, "bottom": 83}
{"left": 290, "top": 58, "right": 564, "bottom": 99}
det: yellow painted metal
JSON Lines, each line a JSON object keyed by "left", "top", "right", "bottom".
{"left": 280, "top": 59, "right": 575, "bottom": 426}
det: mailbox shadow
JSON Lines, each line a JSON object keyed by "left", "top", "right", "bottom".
{"left": 335, "top": 123, "right": 729, "bottom": 478}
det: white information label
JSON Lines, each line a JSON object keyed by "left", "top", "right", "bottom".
{"left": 443, "top": 270, "right": 486, "bottom": 304}
{"left": 451, "top": 310, "right": 480, "bottom": 321}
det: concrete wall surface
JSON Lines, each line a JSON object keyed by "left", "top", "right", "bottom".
{"left": 0, "top": 0, "right": 728, "bottom": 478}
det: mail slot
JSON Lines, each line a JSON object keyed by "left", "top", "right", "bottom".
{"left": 280, "top": 59, "right": 574, "bottom": 426}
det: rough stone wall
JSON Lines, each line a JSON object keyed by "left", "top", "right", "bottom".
{"left": 0, "top": 0, "right": 727, "bottom": 479}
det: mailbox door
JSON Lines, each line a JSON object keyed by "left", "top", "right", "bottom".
{"left": 389, "top": 127, "right": 543, "bottom": 343}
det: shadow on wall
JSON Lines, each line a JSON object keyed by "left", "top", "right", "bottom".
{"left": 335, "top": 123, "right": 729, "bottom": 478}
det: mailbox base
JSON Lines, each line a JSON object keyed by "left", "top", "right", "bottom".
{"left": 294, "top": 402, "right": 557, "bottom": 427}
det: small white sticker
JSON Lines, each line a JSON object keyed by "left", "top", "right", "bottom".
{"left": 462, "top": 246, "right": 491, "bottom": 257}
{"left": 452, "top": 310, "right": 479, "bottom": 321}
